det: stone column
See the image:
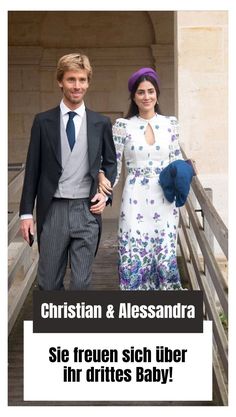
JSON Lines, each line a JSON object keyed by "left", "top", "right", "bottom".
{"left": 174, "top": 11, "right": 228, "bottom": 235}
{"left": 151, "top": 44, "right": 174, "bottom": 115}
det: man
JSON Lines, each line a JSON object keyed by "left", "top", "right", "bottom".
{"left": 19, "top": 53, "right": 117, "bottom": 290}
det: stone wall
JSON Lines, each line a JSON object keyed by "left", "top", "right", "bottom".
{"left": 175, "top": 11, "right": 228, "bottom": 240}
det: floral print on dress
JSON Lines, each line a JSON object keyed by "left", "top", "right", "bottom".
{"left": 118, "top": 229, "right": 182, "bottom": 290}
{"left": 112, "top": 114, "right": 185, "bottom": 290}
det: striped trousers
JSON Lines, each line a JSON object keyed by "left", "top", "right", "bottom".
{"left": 37, "top": 198, "right": 99, "bottom": 290}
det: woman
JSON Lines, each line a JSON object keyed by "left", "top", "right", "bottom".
{"left": 99, "top": 67, "right": 185, "bottom": 290}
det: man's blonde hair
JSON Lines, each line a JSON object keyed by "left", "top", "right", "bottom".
{"left": 56, "top": 53, "right": 92, "bottom": 82}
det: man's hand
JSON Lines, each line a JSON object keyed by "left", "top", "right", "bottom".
{"left": 90, "top": 193, "right": 106, "bottom": 214}
{"left": 20, "top": 218, "right": 34, "bottom": 244}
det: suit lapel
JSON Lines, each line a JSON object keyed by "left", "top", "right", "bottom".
{"left": 44, "top": 107, "right": 101, "bottom": 170}
{"left": 86, "top": 108, "right": 101, "bottom": 170}
{"left": 45, "top": 106, "right": 62, "bottom": 168}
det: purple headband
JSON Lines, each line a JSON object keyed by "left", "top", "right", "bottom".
{"left": 128, "top": 67, "right": 160, "bottom": 92}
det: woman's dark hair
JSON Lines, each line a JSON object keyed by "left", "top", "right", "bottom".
{"left": 125, "top": 75, "right": 161, "bottom": 119}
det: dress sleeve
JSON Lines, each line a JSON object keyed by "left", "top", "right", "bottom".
{"left": 112, "top": 119, "right": 127, "bottom": 186}
{"left": 168, "top": 116, "right": 184, "bottom": 162}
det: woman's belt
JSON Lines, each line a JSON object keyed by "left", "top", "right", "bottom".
{"left": 127, "top": 167, "right": 162, "bottom": 178}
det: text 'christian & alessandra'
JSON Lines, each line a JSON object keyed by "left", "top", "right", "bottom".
{"left": 41, "top": 302, "right": 195, "bottom": 319}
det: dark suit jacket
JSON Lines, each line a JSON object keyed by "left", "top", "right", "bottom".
{"left": 19, "top": 106, "right": 117, "bottom": 249}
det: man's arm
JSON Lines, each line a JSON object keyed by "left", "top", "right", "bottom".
{"left": 100, "top": 118, "right": 117, "bottom": 204}
{"left": 19, "top": 115, "right": 41, "bottom": 216}
{"left": 19, "top": 115, "right": 41, "bottom": 242}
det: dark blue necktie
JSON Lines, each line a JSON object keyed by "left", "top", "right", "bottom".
{"left": 66, "top": 111, "right": 77, "bottom": 150}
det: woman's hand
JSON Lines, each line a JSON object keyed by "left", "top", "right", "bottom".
{"left": 98, "top": 172, "right": 113, "bottom": 196}
{"left": 188, "top": 159, "right": 198, "bottom": 175}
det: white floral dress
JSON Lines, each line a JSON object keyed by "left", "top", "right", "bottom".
{"left": 113, "top": 114, "right": 184, "bottom": 290}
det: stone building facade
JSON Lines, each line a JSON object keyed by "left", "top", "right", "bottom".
{"left": 8, "top": 11, "right": 228, "bottom": 229}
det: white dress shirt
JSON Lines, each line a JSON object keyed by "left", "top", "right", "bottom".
{"left": 60, "top": 99, "right": 85, "bottom": 140}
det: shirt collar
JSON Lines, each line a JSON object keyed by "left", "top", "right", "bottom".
{"left": 60, "top": 100, "right": 86, "bottom": 117}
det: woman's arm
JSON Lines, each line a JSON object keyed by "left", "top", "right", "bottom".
{"left": 98, "top": 119, "right": 127, "bottom": 194}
